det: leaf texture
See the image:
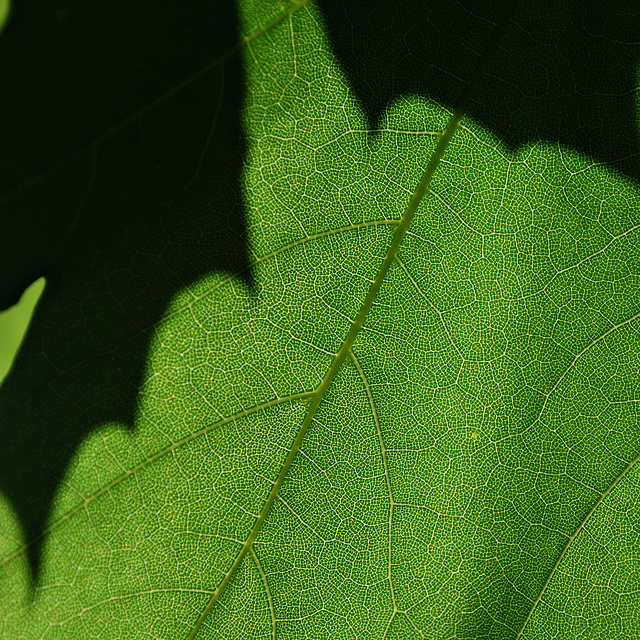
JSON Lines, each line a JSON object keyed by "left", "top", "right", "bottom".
{"left": 1, "top": 1, "right": 640, "bottom": 639}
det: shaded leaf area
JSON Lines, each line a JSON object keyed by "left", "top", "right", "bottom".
{"left": 317, "top": 0, "right": 640, "bottom": 184}
{"left": 0, "top": 0, "right": 249, "bottom": 581}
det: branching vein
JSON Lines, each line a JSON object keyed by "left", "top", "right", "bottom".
{"left": 185, "top": 1, "right": 520, "bottom": 635}
{"left": 0, "top": 392, "right": 313, "bottom": 568}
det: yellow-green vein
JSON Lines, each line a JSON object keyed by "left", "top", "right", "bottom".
{"left": 515, "top": 445, "right": 640, "bottom": 639}
{"left": 186, "top": 1, "right": 519, "bottom": 636}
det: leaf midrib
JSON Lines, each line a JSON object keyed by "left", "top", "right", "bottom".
{"left": 185, "top": 2, "right": 521, "bottom": 636}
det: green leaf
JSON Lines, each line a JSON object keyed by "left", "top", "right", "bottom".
{"left": 0, "top": 0, "right": 9, "bottom": 34}
{"left": 0, "top": 278, "right": 45, "bottom": 384}
{"left": 1, "top": 1, "right": 640, "bottom": 639}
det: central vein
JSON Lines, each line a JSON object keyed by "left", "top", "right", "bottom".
{"left": 187, "top": 1, "right": 518, "bottom": 637}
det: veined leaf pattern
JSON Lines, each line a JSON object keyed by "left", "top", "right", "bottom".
{"left": 1, "top": 1, "right": 639, "bottom": 638}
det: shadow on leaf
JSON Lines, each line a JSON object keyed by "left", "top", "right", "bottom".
{"left": 0, "top": 0, "right": 249, "bottom": 585}
{"left": 317, "top": 0, "right": 640, "bottom": 182}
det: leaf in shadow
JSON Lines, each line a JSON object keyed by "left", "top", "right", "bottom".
{"left": 317, "top": 0, "right": 640, "bottom": 183}
{"left": 0, "top": 0, "right": 248, "bottom": 583}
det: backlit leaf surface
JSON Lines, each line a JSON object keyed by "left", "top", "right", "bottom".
{"left": 1, "top": 1, "right": 639, "bottom": 638}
